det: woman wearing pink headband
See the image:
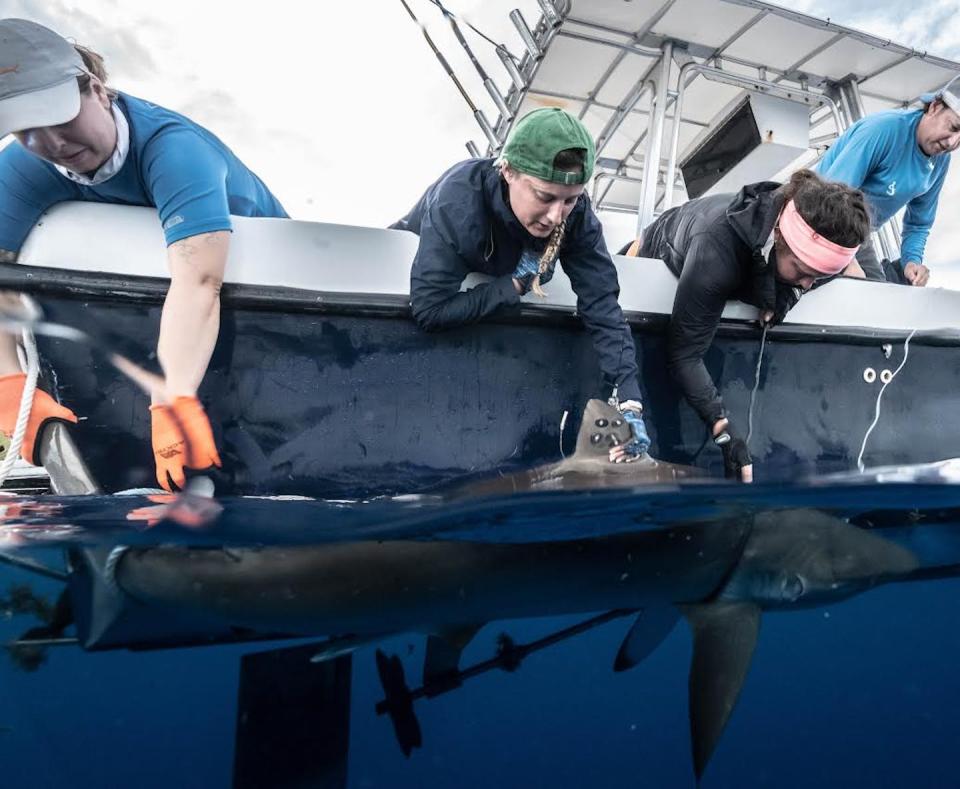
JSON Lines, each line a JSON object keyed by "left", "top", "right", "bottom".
{"left": 625, "top": 169, "right": 870, "bottom": 482}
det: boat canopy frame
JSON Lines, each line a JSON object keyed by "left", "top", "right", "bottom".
{"left": 415, "top": 0, "right": 960, "bottom": 259}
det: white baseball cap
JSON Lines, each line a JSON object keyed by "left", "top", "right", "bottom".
{"left": 920, "top": 74, "right": 960, "bottom": 114}
{"left": 0, "top": 19, "right": 86, "bottom": 138}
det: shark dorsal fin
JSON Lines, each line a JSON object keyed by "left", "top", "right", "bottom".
{"left": 573, "top": 399, "right": 633, "bottom": 458}
{"left": 613, "top": 606, "right": 680, "bottom": 672}
{"left": 682, "top": 601, "right": 761, "bottom": 781}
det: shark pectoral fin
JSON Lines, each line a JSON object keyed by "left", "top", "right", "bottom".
{"left": 681, "top": 601, "right": 761, "bottom": 781}
{"left": 613, "top": 606, "right": 680, "bottom": 672}
{"left": 422, "top": 624, "right": 483, "bottom": 693}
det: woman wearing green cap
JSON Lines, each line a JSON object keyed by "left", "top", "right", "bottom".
{"left": 392, "top": 107, "right": 650, "bottom": 460}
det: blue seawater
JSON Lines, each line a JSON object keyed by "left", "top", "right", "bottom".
{"left": 0, "top": 471, "right": 959, "bottom": 788}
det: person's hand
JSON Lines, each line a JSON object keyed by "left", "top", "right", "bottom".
{"left": 126, "top": 492, "right": 222, "bottom": 529}
{"left": 608, "top": 400, "right": 651, "bottom": 462}
{"left": 150, "top": 396, "right": 221, "bottom": 492}
{"left": 713, "top": 418, "right": 753, "bottom": 482}
{"left": 903, "top": 261, "right": 930, "bottom": 287}
{"left": 0, "top": 373, "right": 78, "bottom": 465}
{"left": 512, "top": 249, "right": 554, "bottom": 296}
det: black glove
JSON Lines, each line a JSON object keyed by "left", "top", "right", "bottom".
{"left": 715, "top": 427, "right": 752, "bottom": 480}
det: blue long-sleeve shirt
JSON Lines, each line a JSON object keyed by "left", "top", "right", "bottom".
{"left": 816, "top": 109, "right": 950, "bottom": 265}
{"left": 0, "top": 92, "right": 287, "bottom": 252}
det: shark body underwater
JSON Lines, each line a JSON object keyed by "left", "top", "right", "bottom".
{"left": 69, "top": 399, "right": 932, "bottom": 781}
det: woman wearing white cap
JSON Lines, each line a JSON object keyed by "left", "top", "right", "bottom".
{"left": 817, "top": 75, "right": 960, "bottom": 286}
{"left": 0, "top": 19, "right": 288, "bottom": 491}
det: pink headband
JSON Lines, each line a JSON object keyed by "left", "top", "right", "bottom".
{"left": 778, "top": 199, "right": 860, "bottom": 276}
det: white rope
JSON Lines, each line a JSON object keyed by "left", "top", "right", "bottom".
{"left": 0, "top": 325, "right": 39, "bottom": 486}
{"left": 559, "top": 409, "right": 569, "bottom": 458}
{"left": 745, "top": 325, "right": 768, "bottom": 449}
{"left": 857, "top": 328, "right": 917, "bottom": 473}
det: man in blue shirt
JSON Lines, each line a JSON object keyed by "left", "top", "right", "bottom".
{"left": 0, "top": 18, "right": 287, "bottom": 490}
{"left": 817, "top": 75, "right": 960, "bottom": 286}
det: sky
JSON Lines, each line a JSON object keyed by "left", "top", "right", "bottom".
{"left": 4, "top": 0, "right": 960, "bottom": 282}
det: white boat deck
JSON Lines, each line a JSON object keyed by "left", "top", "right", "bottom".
{"left": 16, "top": 203, "right": 960, "bottom": 336}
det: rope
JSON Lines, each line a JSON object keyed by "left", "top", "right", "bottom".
{"left": 0, "top": 322, "right": 39, "bottom": 486}
{"left": 856, "top": 328, "right": 917, "bottom": 473}
{"left": 745, "top": 324, "right": 768, "bottom": 449}
{"left": 559, "top": 409, "right": 569, "bottom": 458}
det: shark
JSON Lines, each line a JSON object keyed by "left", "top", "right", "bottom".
{"left": 96, "top": 505, "right": 925, "bottom": 781}
{"left": 57, "top": 399, "right": 933, "bottom": 783}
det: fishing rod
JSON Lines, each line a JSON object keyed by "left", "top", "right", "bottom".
{"left": 0, "top": 301, "right": 164, "bottom": 399}
{"left": 431, "top": 0, "right": 512, "bottom": 120}
{"left": 398, "top": 0, "right": 499, "bottom": 148}
{"left": 422, "top": 0, "right": 527, "bottom": 91}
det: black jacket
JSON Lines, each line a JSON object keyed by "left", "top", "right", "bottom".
{"left": 393, "top": 158, "right": 642, "bottom": 402}
{"left": 640, "top": 182, "right": 800, "bottom": 425}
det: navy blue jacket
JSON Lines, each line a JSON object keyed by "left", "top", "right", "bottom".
{"left": 392, "top": 158, "right": 642, "bottom": 402}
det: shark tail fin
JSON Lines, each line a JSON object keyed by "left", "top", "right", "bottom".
{"left": 682, "top": 601, "right": 761, "bottom": 781}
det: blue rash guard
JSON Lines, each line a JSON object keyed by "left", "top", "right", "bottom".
{"left": 392, "top": 157, "right": 642, "bottom": 402}
{"left": 816, "top": 109, "right": 949, "bottom": 266}
{"left": 0, "top": 92, "right": 287, "bottom": 253}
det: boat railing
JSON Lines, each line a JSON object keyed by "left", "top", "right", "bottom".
{"left": 402, "top": 0, "right": 960, "bottom": 264}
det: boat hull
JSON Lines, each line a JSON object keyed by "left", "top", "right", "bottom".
{"left": 20, "top": 275, "right": 960, "bottom": 497}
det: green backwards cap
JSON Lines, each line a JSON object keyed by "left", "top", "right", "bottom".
{"left": 501, "top": 107, "right": 595, "bottom": 185}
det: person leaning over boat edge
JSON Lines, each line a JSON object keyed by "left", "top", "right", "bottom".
{"left": 816, "top": 75, "right": 960, "bottom": 286}
{"left": 626, "top": 170, "right": 870, "bottom": 481}
{"left": 0, "top": 19, "right": 288, "bottom": 491}
{"left": 392, "top": 107, "right": 651, "bottom": 461}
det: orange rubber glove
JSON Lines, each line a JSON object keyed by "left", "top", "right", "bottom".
{"left": 150, "top": 396, "right": 222, "bottom": 492}
{"left": 0, "top": 372, "right": 78, "bottom": 465}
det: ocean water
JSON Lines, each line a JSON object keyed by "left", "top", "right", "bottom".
{"left": 1, "top": 472, "right": 959, "bottom": 789}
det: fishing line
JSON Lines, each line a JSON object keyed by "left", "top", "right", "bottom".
{"left": 398, "top": 0, "right": 500, "bottom": 146}
{"left": 745, "top": 324, "right": 768, "bottom": 449}
{"left": 425, "top": 0, "right": 515, "bottom": 54}
{"left": 856, "top": 328, "right": 917, "bottom": 473}
{"left": 398, "top": 0, "right": 479, "bottom": 113}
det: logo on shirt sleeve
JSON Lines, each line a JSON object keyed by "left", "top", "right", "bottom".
{"left": 163, "top": 215, "right": 184, "bottom": 230}
{"left": 886, "top": 181, "right": 897, "bottom": 196}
